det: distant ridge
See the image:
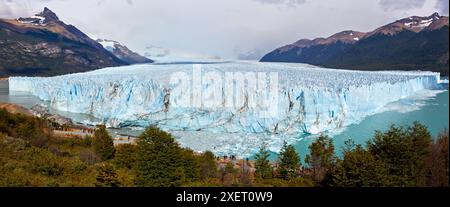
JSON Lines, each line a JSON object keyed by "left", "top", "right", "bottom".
{"left": 97, "top": 39, "right": 153, "bottom": 65}
{"left": 261, "top": 13, "right": 449, "bottom": 75}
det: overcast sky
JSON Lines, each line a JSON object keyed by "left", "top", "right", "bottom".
{"left": 1, "top": 0, "right": 448, "bottom": 59}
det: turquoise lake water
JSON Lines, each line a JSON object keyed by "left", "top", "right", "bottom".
{"left": 1, "top": 80, "right": 448, "bottom": 159}
{"left": 292, "top": 90, "right": 449, "bottom": 160}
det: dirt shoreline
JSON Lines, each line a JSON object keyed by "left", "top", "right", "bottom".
{"left": 0, "top": 103, "right": 33, "bottom": 116}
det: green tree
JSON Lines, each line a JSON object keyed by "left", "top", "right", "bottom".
{"left": 93, "top": 125, "right": 115, "bottom": 161}
{"left": 332, "top": 145, "right": 390, "bottom": 187}
{"left": 13, "top": 115, "right": 48, "bottom": 148}
{"left": 368, "top": 123, "right": 432, "bottom": 186}
{"left": 278, "top": 142, "right": 300, "bottom": 179}
{"left": 180, "top": 148, "right": 201, "bottom": 183}
{"left": 408, "top": 122, "right": 433, "bottom": 185}
{"left": 95, "top": 163, "right": 121, "bottom": 187}
{"left": 114, "top": 144, "right": 138, "bottom": 169}
{"left": 135, "top": 126, "right": 185, "bottom": 187}
{"left": 254, "top": 144, "right": 273, "bottom": 179}
{"left": 305, "top": 134, "right": 335, "bottom": 183}
{"left": 343, "top": 138, "right": 356, "bottom": 152}
{"left": 427, "top": 130, "right": 449, "bottom": 186}
{"left": 199, "top": 151, "right": 218, "bottom": 180}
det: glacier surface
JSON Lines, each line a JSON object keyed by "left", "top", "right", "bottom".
{"left": 9, "top": 61, "right": 442, "bottom": 156}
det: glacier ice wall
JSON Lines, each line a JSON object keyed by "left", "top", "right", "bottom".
{"left": 9, "top": 62, "right": 441, "bottom": 138}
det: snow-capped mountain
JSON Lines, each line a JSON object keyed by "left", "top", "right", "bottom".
{"left": 261, "top": 13, "right": 449, "bottom": 75}
{"left": 0, "top": 7, "right": 126, "bottom": 77}
{"left": 367, "top": 12, "right": 445, "bottom": 36}
{"left": 17, "top": 7, "right": 60, "bottom": 26}
{"left": 97, "top": 39, "right": 153, "bottom": 64}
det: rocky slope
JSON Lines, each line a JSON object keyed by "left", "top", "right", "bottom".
{"left": 261, "top": 13, "right": 449, "bottom": 75}
{"left": 97, "top": 39, "right": 153, "bottom": 64}
{"left": 0, "top": 7, "right": 127, "bottom": 77}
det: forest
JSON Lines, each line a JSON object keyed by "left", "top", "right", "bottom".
{"left": 0, "top": 108, "right": 448, "bottom": 187}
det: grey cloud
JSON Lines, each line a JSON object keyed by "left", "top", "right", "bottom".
{"left": 0, "top": 2, "right": 13, "bottom": 18}
{"left": 0, "top": 0, "right": 29, "bottom": 18}
{"left": 35, "top": 0, "right": 132, "bottom": 4}
{"left": 253, "top": 0, "right": 306, "bottom": 7}
{"left": 378, "top": 0, "right": 426, "bottom": 11}
{"left": 435, "top": 0, "right": 449, "bottom": 15}
{"left": 95, "top": 0, "right": 133, "bottom": 6}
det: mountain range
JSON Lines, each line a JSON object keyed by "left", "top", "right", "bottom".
{"left": 261, "top": 13, "right": 449, "bottom": 75}
{"left": 2, "top": 9, "right": 448, "bottom": 77}
{"left": 0, "top": 8, "right": 151, "bottom": 77}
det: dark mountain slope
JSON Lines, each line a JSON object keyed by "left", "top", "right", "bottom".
{"left": 97, "top": 39, "right": 153, "bottom": 64}
{"left": 0, "top": 8, "right": 127, "bottom": 77}
{"left": 261, "top": 13, "right": 449, "bottom": 75}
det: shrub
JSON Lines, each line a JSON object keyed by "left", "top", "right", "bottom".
{"left": 114, "top": 144, "right": 138, "bottom": 169}
{"left": 92, "top": 125, "right": 115, "bottom": 161}
{"left": 95, "top": 163, "right": 121, "bottom": 187}
{"left": 79, "top": 150, "right": 101, "bottom": 165}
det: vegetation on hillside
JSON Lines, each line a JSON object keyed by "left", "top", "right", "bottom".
{"left": 261, "top": 27, "right": 449, "bottom": 75}
{"left": 0, "top": 109, "right": 448, "bottom": 187}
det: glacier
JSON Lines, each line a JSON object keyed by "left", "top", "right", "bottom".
{"left": 8, "top": 61, "right": 442, "bottom": 156}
